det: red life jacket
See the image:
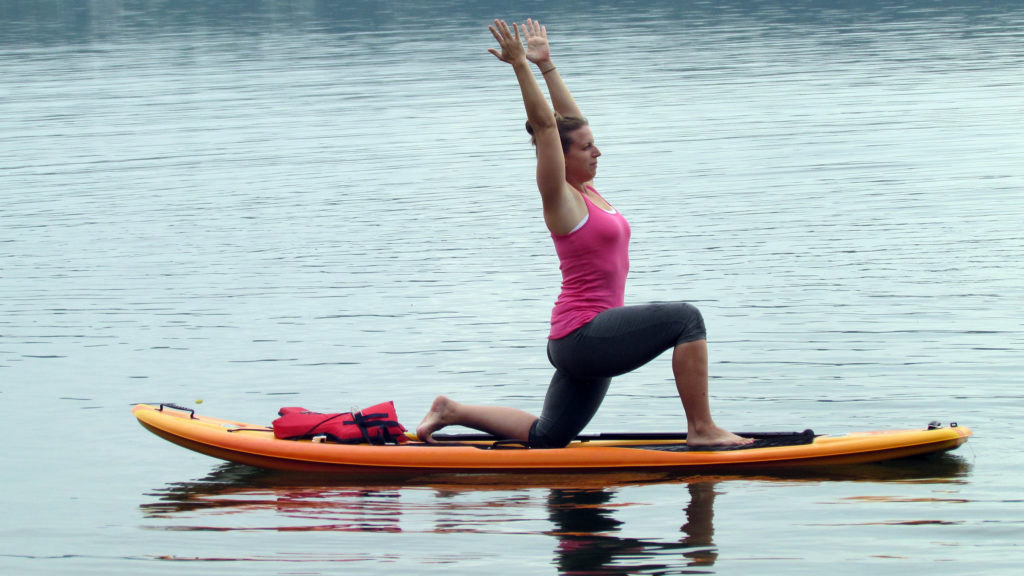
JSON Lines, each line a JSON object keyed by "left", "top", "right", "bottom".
{"left": 272, "top": 401, "right": 407, "bottom": 445}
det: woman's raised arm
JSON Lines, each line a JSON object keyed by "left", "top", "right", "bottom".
{"left": 489, "top": 19, "right": 580, "bottom": 234}
{"left": 522, "top": 19, "right": 583, "bottom": 119}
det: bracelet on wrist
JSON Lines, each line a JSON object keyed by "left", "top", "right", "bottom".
{"left": 542, "top": 66, "right": 557, "bottom": 75}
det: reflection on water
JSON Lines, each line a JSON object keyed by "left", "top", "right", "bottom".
{"left": 548, "top": 483, "right": 719, "bottom": 574}
{"left": 141, "top": 458, "right": 970, "bottom": 570}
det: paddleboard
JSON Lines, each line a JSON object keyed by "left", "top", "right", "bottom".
{"left": 133, "top": 403, "right": 971, "bottom": 475}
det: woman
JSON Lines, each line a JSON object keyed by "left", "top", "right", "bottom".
{"left": 418, "top": 19, "right": 751, "bottom": 448}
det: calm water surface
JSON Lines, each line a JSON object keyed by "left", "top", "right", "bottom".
{"left": 2, "top": 1, "right": 1022, "bottom": 574}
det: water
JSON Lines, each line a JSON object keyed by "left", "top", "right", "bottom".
{"left": 2, "top": 1, "right": 1022, "bottom": 573}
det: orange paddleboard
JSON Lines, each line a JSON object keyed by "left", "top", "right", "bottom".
{"left": 133, "top": 403, "right": 970, "bottom": 475}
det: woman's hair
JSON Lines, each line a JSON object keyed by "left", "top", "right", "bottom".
{"left": 525, "top": 113, "right": 589, "bottom": 154}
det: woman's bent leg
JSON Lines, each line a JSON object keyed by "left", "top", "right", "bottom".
{"left": 549, "top": 303, "right": 750, "bottom": 447}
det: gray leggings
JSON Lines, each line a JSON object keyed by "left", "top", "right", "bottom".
{"left": 528, "top": 302, "right": 706, "bottom": 448}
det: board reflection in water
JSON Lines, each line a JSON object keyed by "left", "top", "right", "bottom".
{"left": 140, "top": 458, "right": 970, "bottom": 569}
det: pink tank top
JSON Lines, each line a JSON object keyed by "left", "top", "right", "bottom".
{"left": 549, "top": 186, "right": 631, "bottom": 339}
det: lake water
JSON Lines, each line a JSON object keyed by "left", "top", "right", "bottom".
{"left": 2, "top": 0, "right": 1022, "bottom": 574}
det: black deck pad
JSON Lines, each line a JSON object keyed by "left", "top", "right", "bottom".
{"left": 429, "top": 430, "right": 818, "bottom": 450}
{"left": 631, "top": 430, "right": 817, "bottom": 452}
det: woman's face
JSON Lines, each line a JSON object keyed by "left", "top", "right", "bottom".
{"left": 564, "top": 125, "right": 600, "bottom": 183}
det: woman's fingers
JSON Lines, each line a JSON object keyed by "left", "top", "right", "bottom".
{"left": 488, "top": 20, "right": 504, "bottom": 42}
{"left": 493, "top": 19, "right": 512, "bottom": 40}
{"left": 504, "top": 19, "right": 520, "bottom": 43}
{"left": 491, "top": 19, "right": 522, "bottom": 43}
{"left": 523, "top": 18, "right": 545, "bottom": 39}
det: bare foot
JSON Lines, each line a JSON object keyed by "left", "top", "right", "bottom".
{"left": 416, "top": 395, "right": 455, "bottom": 443}
{"left": 686, "top": 425, "right": 754, "bottom": 448}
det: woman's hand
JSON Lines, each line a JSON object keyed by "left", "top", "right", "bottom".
{"left": 487, "top": 19, "right": 527, "bottom": 65}
{"left": 522, "top": 18, "right": 551, "bottom": 65}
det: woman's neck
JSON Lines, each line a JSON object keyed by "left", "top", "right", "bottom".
{"left": 567, "top": 179, "right": 589, "bottom": 194}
